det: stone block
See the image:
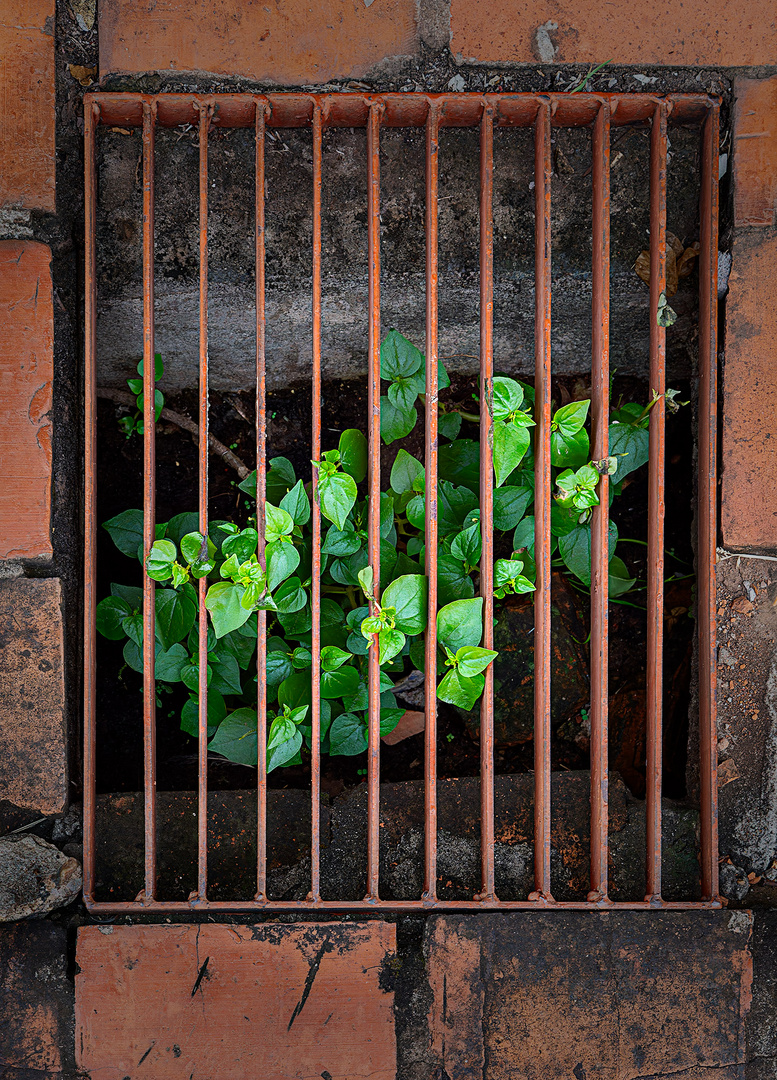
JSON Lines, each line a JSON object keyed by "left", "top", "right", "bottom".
{"left": 0, "top": 578, "right": 67, "bottom": 816}
{"left": 76, "top": 922, "right": 397, "bottom": 1079}
{"left": 427, "top": 911, "right": 753, "bottom": 1079}
{"left": 451, "top": 0, "right": 777, "bottom": 67}
{"left": 734, "top": 76, "right": 777, "bottom": 228}
{"left": 0, "top": 0, "right": 55, "bottom": 212}
{"left": 0, "top": 921, "right": 73, "bottom": 1079}
{"left": 0, "top": 241, "right": 53, "bottom": 560}
{"left": 721, "top": 233, "right": 777, "bottom": 552}
{"left": 99, "top": 0, "right": 418, "bottom": 85}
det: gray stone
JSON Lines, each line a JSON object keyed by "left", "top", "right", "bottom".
{"left": 0, "top": 834, "right": 81, "bottom": 921}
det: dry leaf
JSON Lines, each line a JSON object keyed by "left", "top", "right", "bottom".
{"left": 677, "top": 241, "right": 700, "bottom": 278}
{"left": 717, "top": 757, "right": 741, "bottom": 787}
{"left": 110, "top": 127, "right": 131, "bottom": 135}
{"left": 69, "top": 64, "right": 96, "bottom": 87}
{"left": 635, "top": 233, "right": 699, "bottom": 298}
{"left": 731, "top": 595, "right": 754, "bottom": 614}
{"left": 382, "top": 710, "right": 425, "bottom": 746}
{"left": 666, "top": 230, "right": 684, "bottom": 257}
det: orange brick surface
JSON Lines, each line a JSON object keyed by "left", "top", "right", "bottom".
{"left": 0, "top": 241, "right": 53, "bottom": 560}
{"left": 0, "top": 0, "right": 55, "bottom": 212}
{"left": 76, "top": 922, "right": 397, "bottom": 1079}
{"left": 721, "top": 233, "right": 777, "bottom": 551}
{"left": 99, "top": 0, "right": 418, "bottom": 85}
{"left": 733, "top": 76, "right": 777, "bottom": 227}
{"left": 0, "top": 578, "right": 67, "bottom": 815}
{"left": 451, "top": 0, "right": 777, "bottom": 67}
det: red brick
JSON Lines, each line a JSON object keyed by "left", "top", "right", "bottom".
{"left": 451, "top": 0, "right": 777, "bottom": 67}
{"left": 733, "top": 76, "right": 777, "bottom": 228}
{"left": 721, "top": 233, "right": 777, "bottom": 551}
{"left": 0, "top": 0, "right": 55, "bottom": 212}
{"left": 0, "top": 578, "right": 67, "bottom": 816}
{"left": 76, "top": 922, "right": 397, "bottom": 1079}
{"left": 0, "top": 241, "right": 53, "bottom": 560}
{"left": 427, "top": 913, "right": 752, "bottom": 1079}
{"left": 99, "top": 0, "right": 418, "bottom": 85}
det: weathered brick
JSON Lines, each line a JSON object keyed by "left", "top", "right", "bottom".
{"left": 721, "top": 233, "right": 777, "bottom": 551}
{"left": 427, "top": 912, "right": 753, "bottom": 1079}
{"left": 733, "top": 76, "right": 777, "bottom": 228}
{"left": 451, "top": 0, "right": 777, "bottom": 67}
{"left": 76, "top": 922, "right": 397, "bottom": 1078}
{"left": 0, "top": 921, "right": 73, "bottom": 1079}
{"left": 0, "top": 0, "right": 55, "bottom": 212}
{"left": 99, "top": 0, "right": 418, "bottom": 85}
{"left": 0, "top": 578, "right": 66, "bottom": 816}
{"left": 0, "top": 241, "right": 53, "bottom": 561}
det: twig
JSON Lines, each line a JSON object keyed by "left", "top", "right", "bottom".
{"left": 716, "top": 547, "right": 777, "bottom": 565}
{"left": 97, "top": 387, "right": 251, "bottom": 479}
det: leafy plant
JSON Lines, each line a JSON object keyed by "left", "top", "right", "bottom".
{"left": 98, "top": 330, "right": 683, "bottom": 772}
{"left": 118, "top": 353, "right": 165, "bottom": 438}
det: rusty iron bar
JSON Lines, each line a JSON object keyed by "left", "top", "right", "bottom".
{"left": 531, "top": 100, "right": 553, "bottom": 903}
{"left": 478, "top": 104, "right": 496, "bottom": 902}
{"left": 310, "top": 103, "right": 323, "bottom": 902}
{"left": 196, "top": 101, "right": 212, "bottom": 901}
{"left": 423, "top": 100, "right": 440, "bottom": 901}
{"left": 141, "top": 100, "right": 158, "bottom": 901}
{"left": 588, "top": 102, "right": 611, "bottom": 903}
{"left": 254, "top": 98, "right": 268, "bottom": 901}
{"left": 82, "top": 100, "right": 99, "bottom": 904}
{"left": 85, "top": 897, "right": 723, "bottom": 913}
{"left": 366, "top": 102, "right": 384, "bottom": 901}
{"left": 698, "top": 104, "right": 720, "bottom": 902}
{"left": 646, "top": 101, "right": 668, "bottom": 902}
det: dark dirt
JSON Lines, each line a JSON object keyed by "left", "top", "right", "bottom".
{"left": 94, "top": 368, "right": 695, "bottom": 802}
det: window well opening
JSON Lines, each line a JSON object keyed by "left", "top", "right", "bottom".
{"left": 84, "top": 92, "right": 720, "bottom": 910}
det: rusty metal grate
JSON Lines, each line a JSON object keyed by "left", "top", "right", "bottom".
{"left": 83, "top": 91, "right": 720, "bottom": 912}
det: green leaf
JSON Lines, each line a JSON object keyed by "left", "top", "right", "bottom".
{"left": 103, "top": 509, "right": 145, "bottom": 559}
{"left": 321, "top": 524, "right": 361, "bottom": 557}
{"left": 274, "top": 576, "right": 307, "bottom": 614}
{"left": 320, "top": 665, "right": 360, "bottom": 700}
{"left": 155, "top": 587, "right": 197, "bottom": 650}
{"left": 222, "top": 528, "right": 259, "bottom": 564}
{"left": 438, "top": 411, "right": 462, "bottom": 441}
{"left": 380, "top": 396, "right": 417, "bottom": 445}
{"left": 266, "top": 539, "right": 300, "bottom": 591}
{"left": 146, "top": 539, "right": 177, "bottom": 582}
{"left": 328, "top": 713, "right": 368, "bottom": 757}
{"left": 268, "top": 723, "right": 302, "bottom": 772}
{"left": 209, "top": 708, "right": 258, "bottom": 767}
{"left": 491, "top": 376, "right": 524, "bottom": 420}
{"left": 438, "top": 480, "right": 479, "bottom": 536}
{"left": 511, "top": 515, "right": 534, "bottom": 554}
{"left": 380, "top": 329, "right": 424, "bottom": 380}
{"left": 137, "top": 353, "right": 164, "bottom": 381}
{"left": 493, "top": 559, "right": 535, "bottom": 596}
{"left": 390, "top": 449, "right": 424, "bottom": 495}
{"left": 338, "top": 428, "right": 368, "bottom": 484}
{"left": 608, "top": 423, "right": 650, "bottom": 484}
{"left": 266, "top": 649, "right": 293, "bottom": 687}
{"left": 205, "top": 581, "right": 253, "bottom": 637}
{"left": 493, "top": 421, "right": 531, "bottom": 488}
{"left": 96, "top": 595, "right": 132, "bottom": 640}
{"left": 180, "top": 531, "right": 216, "bottom": 576}
{"left": 318, "top": 471, "right": 358, "bottom": 531}
{"left": 450, "top": 523, "right": 481, "bottom": 567}
{"left": 553, "top": 399, "right": 590, "bottom": 437}
{"left": 437, "top": 553, "right": 476, "bottom": 607}
{"left": 558, "top": 521, "right": 618, "bottom": 585}
{"left": 456, "top": 645, "right": 498, "bottom": 678}
{"left": 437, "top": 668, "right": 485, "bottom": 710}
{"left": 280, "top": 480, "right": 311, "bottom": 526}
{"left": 320, "top": 645, "right": 351, "bottom": 672}
{"left": 357, "top": 565, "right": 374, "bottom": 599}
{"left": 608, "top": 555, "right": 636, "bottom": 597}
{"left": 378, "top": 628, "right": 405, "bottom": 666}
{"left": 181, "top": 689, "right": 226, "bottom": 738}
{"left": 551, "top": 427, "right": 590, "bottom": 469}
{"left": 381, "top": 574, "right": 428, "bottom": 635}
{"left": 491, "top": 485, "right": 531, "bottom": 532}
{"left": 438, "top": 440, "right": 480, "bottom": 493}
{"left": 210, "top": 652, "right": 243, "bottom": 696}
{"left": 265, "top": 503, "right": 295, "bottom": 543}
{"left": 277, "top": 671, "right": 311, "bottom": 711}
{"left": 437, "top": 596, "right": 483, "bottom": 653}
{"left": 217, "top": 627, "right": 256, "bottom": 670}
{"left": 388, "top": 378, "right": 420, "bottom": 414}
{"left": 110, "top": 583, "right": 143, "bottom": 609}
{"left": 154, "top": 642, "right": 188, "bottom": 682}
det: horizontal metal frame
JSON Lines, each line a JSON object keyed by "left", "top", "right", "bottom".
{"left": 83, "top": 91, "right": 720, "bottom": 914}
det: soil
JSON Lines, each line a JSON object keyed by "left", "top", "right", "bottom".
{"left": 94, "top": 369, "right": 695, "bottom": 801}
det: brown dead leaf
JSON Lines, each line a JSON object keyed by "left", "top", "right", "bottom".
{"left": 666, "top": 231, "right": 684, "bottom": 257}
{"left": 382, "top": 710, "right": 425, "bottom": 746}
{"left": 634, "top": 233, "right": 698, "bottom": 298}
{"left": 676, "top": 241, "right": 700, "bottom": 278}
{"left": 717, "top": 757, "right": 741, "bottom": 787}
{"left": 110, "top": 127, "right": 131, "bottom": 135}
{"left": 68, "top": 64, "right": 96, "bottom": 87}
{"left": 731, "top": 595, "right": 754, "bottom": 614}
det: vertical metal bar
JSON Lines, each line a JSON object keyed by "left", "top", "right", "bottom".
{"left": 698, "top": 102, "right": 720, "bottom": 901}
{"left": 366, "top": 101, "right": 384, "bottom": 901}
{"left": 423, "top": 101, "right": 440, "bottom": 902}
{"left": 646, "top": 101, "right": 668, "bottom": 902}
{"left": 254, "top": 99, "right": 268, "bottom": 901}
{"left": 83, "top": 99, "right": 99, "bottom": 904}
{"left": 531, "top": 100, "right": 553, "bottom": 902}
{"left": 478, "top": 104, "right": 496, "bottom": 902}
{"left": 196, "top": 101, "right": 212, "bottom": 901}
{"left": 588, "top": 102, "right": 611, "bottom": 903}
{"left": 309, "top": 103, "right": 323, "bottom": 902}
{"left": 141, "top": 99, "right": 157, "bottom": 901}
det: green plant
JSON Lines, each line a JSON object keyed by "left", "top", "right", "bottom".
{"left": 98, "top": 329, "right": 681, "bottom": 772}
{"left": 117, "top": 353, "right": 165, "bottom": 438}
